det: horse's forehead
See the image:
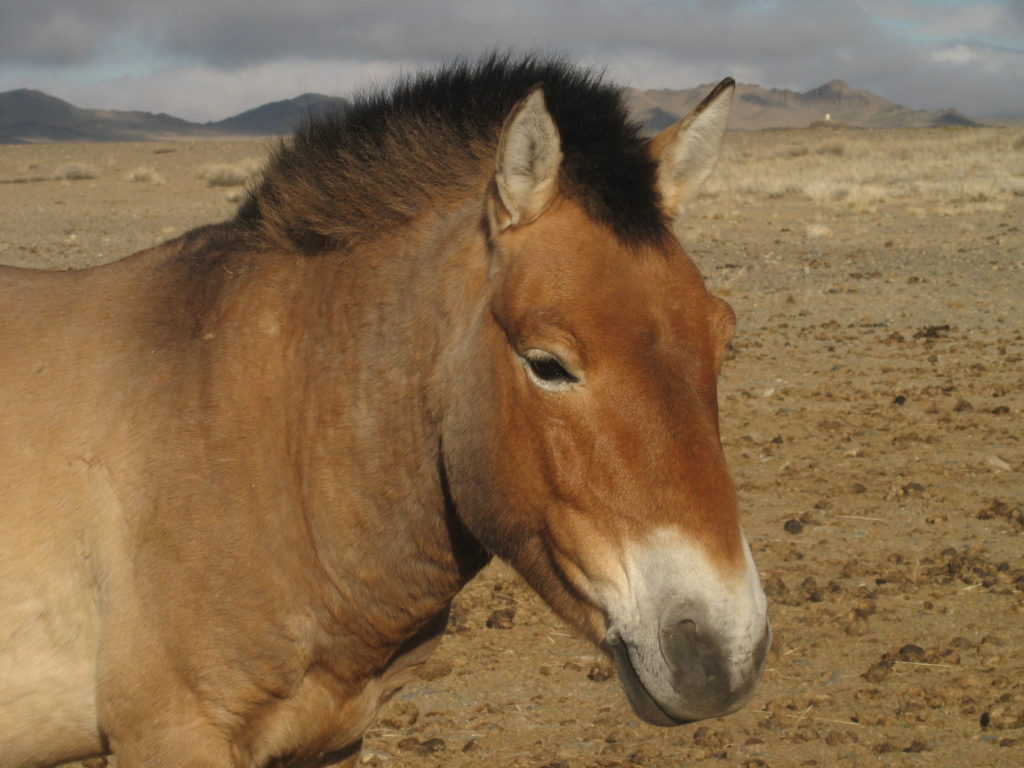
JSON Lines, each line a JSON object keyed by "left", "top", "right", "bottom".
{"left": 504, "top": 202, "right": 708, "bottom": 328}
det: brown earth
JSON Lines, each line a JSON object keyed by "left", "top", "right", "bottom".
{"left": 1, "top": 132, "right": 1022, "bottom": 767}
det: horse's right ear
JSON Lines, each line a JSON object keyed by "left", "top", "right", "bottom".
{"left": 488, "top": 85, "right": 563, "bottom": 234}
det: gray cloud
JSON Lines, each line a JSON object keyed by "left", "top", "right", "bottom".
{"left": 1, "top": 0, "right": 1020, "bottom": 120}
{"left": 0, "top": 0, "right": 122, "bottom": 65}
{"left": 0, "top": 1, "right": 893, "bottom": 69}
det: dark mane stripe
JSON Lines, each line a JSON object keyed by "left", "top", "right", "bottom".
{"left": 237, "top": 53, "right": 666, "bottom": 252}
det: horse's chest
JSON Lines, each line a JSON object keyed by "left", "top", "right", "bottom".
{"left": 245, "top": 617, "right": 448, "bottom": 766}
{"left": 243, "top": 673, "right": 381, "bottom": 766}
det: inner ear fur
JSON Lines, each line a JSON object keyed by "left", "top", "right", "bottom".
{"left": 488, "top": 85, "right": 563, "bottom": 234}
{"left": 649, "top": 77, "right": 735, "bottom": 220}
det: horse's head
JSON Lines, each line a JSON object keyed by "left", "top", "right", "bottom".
{"left": 442, "top": 79, "right": 769, "bottom": 725}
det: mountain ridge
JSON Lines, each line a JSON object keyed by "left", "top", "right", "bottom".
{"left": 624, "top": 79, "right": 979, "bottom": 132}
{"left": 0, "top": 81, "right": 981, "bottom": 144}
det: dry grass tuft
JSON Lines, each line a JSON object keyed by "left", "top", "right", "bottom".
{"left": 125, "top": 166, "right": 166, "bottom": 184}
{"left": 55, "top": 163, "right": 100, "bottom": 181}
{"left": 199, "top": 158, "right": 263, "bottom": 187}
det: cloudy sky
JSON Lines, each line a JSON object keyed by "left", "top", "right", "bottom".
{"left": 2, "top": 0, "right": 1022, "bottom": 122}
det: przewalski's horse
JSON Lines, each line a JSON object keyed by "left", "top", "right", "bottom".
{"left": 0, "top": 56, "right": 768, "bottom": 767}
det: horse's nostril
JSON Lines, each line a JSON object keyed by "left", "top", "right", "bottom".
{"left": 660, "top": 616, "right": 726, "bottom": 692}
{"left": 661, "top": 618, "right": 696, "bottom": 672}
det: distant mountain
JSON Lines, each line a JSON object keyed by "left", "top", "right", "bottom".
{"left": 625, "top": 79, "right": 980, "bottom": 132}
{"left": 207, "top": 93, "right": 348, "bottom": 135}
{"left": 0, "top": 89, "right": 347, "bottom": 144}
{"left": 0, "top": 89, "right": 214, "bottom": 144}
{"left": 0, "top": 80, "right": 981, "bottom": 144}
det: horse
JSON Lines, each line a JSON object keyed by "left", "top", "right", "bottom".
{"left": 0, "top": 55, "right": 769, "bottom": 767}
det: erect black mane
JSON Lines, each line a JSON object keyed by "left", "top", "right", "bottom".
{"left": 237, "top": 53, "right": 666, "bottom": 252}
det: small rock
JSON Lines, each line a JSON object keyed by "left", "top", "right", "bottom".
{"left": 588, "top": 662, "right": 614, "bottom": 682}
{"left": 783, "top": 519, "right": 804, "bottom": 534}
{"left": 864, "top": 660, "right": 892, "bottom": 682}
{"left": 420, "top": 738, "right": 446, "bottom": 753}
{"left": 486, "top": 608, "right": 515, "bottom": 629}
{"left": 897, "top": 644, "right": 925, "bottom": 662}
{"left": 914, "top": 324, "right": 950, "bottom": 339}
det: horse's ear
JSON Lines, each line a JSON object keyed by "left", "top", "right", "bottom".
{"left": 488, "top": 85, "right": 562, "bottom": 233}
{"left": 648, "top": 77, "right": 734, "bottom": 220}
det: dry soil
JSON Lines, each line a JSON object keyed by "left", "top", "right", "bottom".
{"left": 1, "top": 130, "right": 1021, "bottom": 767}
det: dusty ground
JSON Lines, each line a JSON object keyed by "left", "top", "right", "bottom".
{"left": 1, "top": 128, "right": 1022, "bottom": 767}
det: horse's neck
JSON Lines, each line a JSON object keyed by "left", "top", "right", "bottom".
{"left": 274, "top": 204, "right": 490, "bottom": 647}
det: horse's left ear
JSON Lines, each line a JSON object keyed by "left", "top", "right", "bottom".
{"left": 648, "top": 77, "right": 734, "bottom": 220}
{"left": 489, "top": 85, "right": 562, "bottom": 233}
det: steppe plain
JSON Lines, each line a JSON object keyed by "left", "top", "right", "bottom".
{"left": 1, "top": 125, "right": 1022, "bottom": 767}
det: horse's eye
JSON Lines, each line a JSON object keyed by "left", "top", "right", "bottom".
{"left": 523, "top": 350, "right": 578, "bottom": 389}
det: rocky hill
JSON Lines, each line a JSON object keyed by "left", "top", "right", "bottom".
{"left": 208, "top": 93, "right": 349, "bottom": 136}
{"left": 625, "top": 79, "right": 979, "bottom": 132}
{"left": 0, "top": 89, "right": 213, "bottom": 143}
{"left": 0, "top": 81, "right": 979, "bottom": 144}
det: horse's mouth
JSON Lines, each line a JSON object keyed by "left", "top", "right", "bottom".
{"left": 604, "top": 638, "right": 690, "bottom": 727}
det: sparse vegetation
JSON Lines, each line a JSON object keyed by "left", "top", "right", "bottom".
{"left": 125, "top": 166, "right": 165, "bottom": 184}
{"left": 55, "top": 162, "right": 100, "bottom": 181}
{"left": 199, "top": 158, "right": 263, "bottom": 187}
{"left": 815, "top": 141, "right": 846, "bottom": 156}
{"left": 704, "top": 126, "right": 1024, "bottom": 214}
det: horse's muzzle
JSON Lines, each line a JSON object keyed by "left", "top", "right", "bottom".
{"left": 606, "top": 608, "right": 770, "bottom": 726}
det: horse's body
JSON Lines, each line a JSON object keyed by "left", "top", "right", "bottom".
{"left": 0, "top": 57, "right": 768, "bottom": 767}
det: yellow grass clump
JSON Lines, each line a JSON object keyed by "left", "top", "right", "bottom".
{"left": 55, "top": 162, "right": 100, "bottom": 181}
{"left": 124, "top": 166, "right": 166, "bottom": 184}
{"left": 199, "top": 158, "right": 263, "bottom": 187}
